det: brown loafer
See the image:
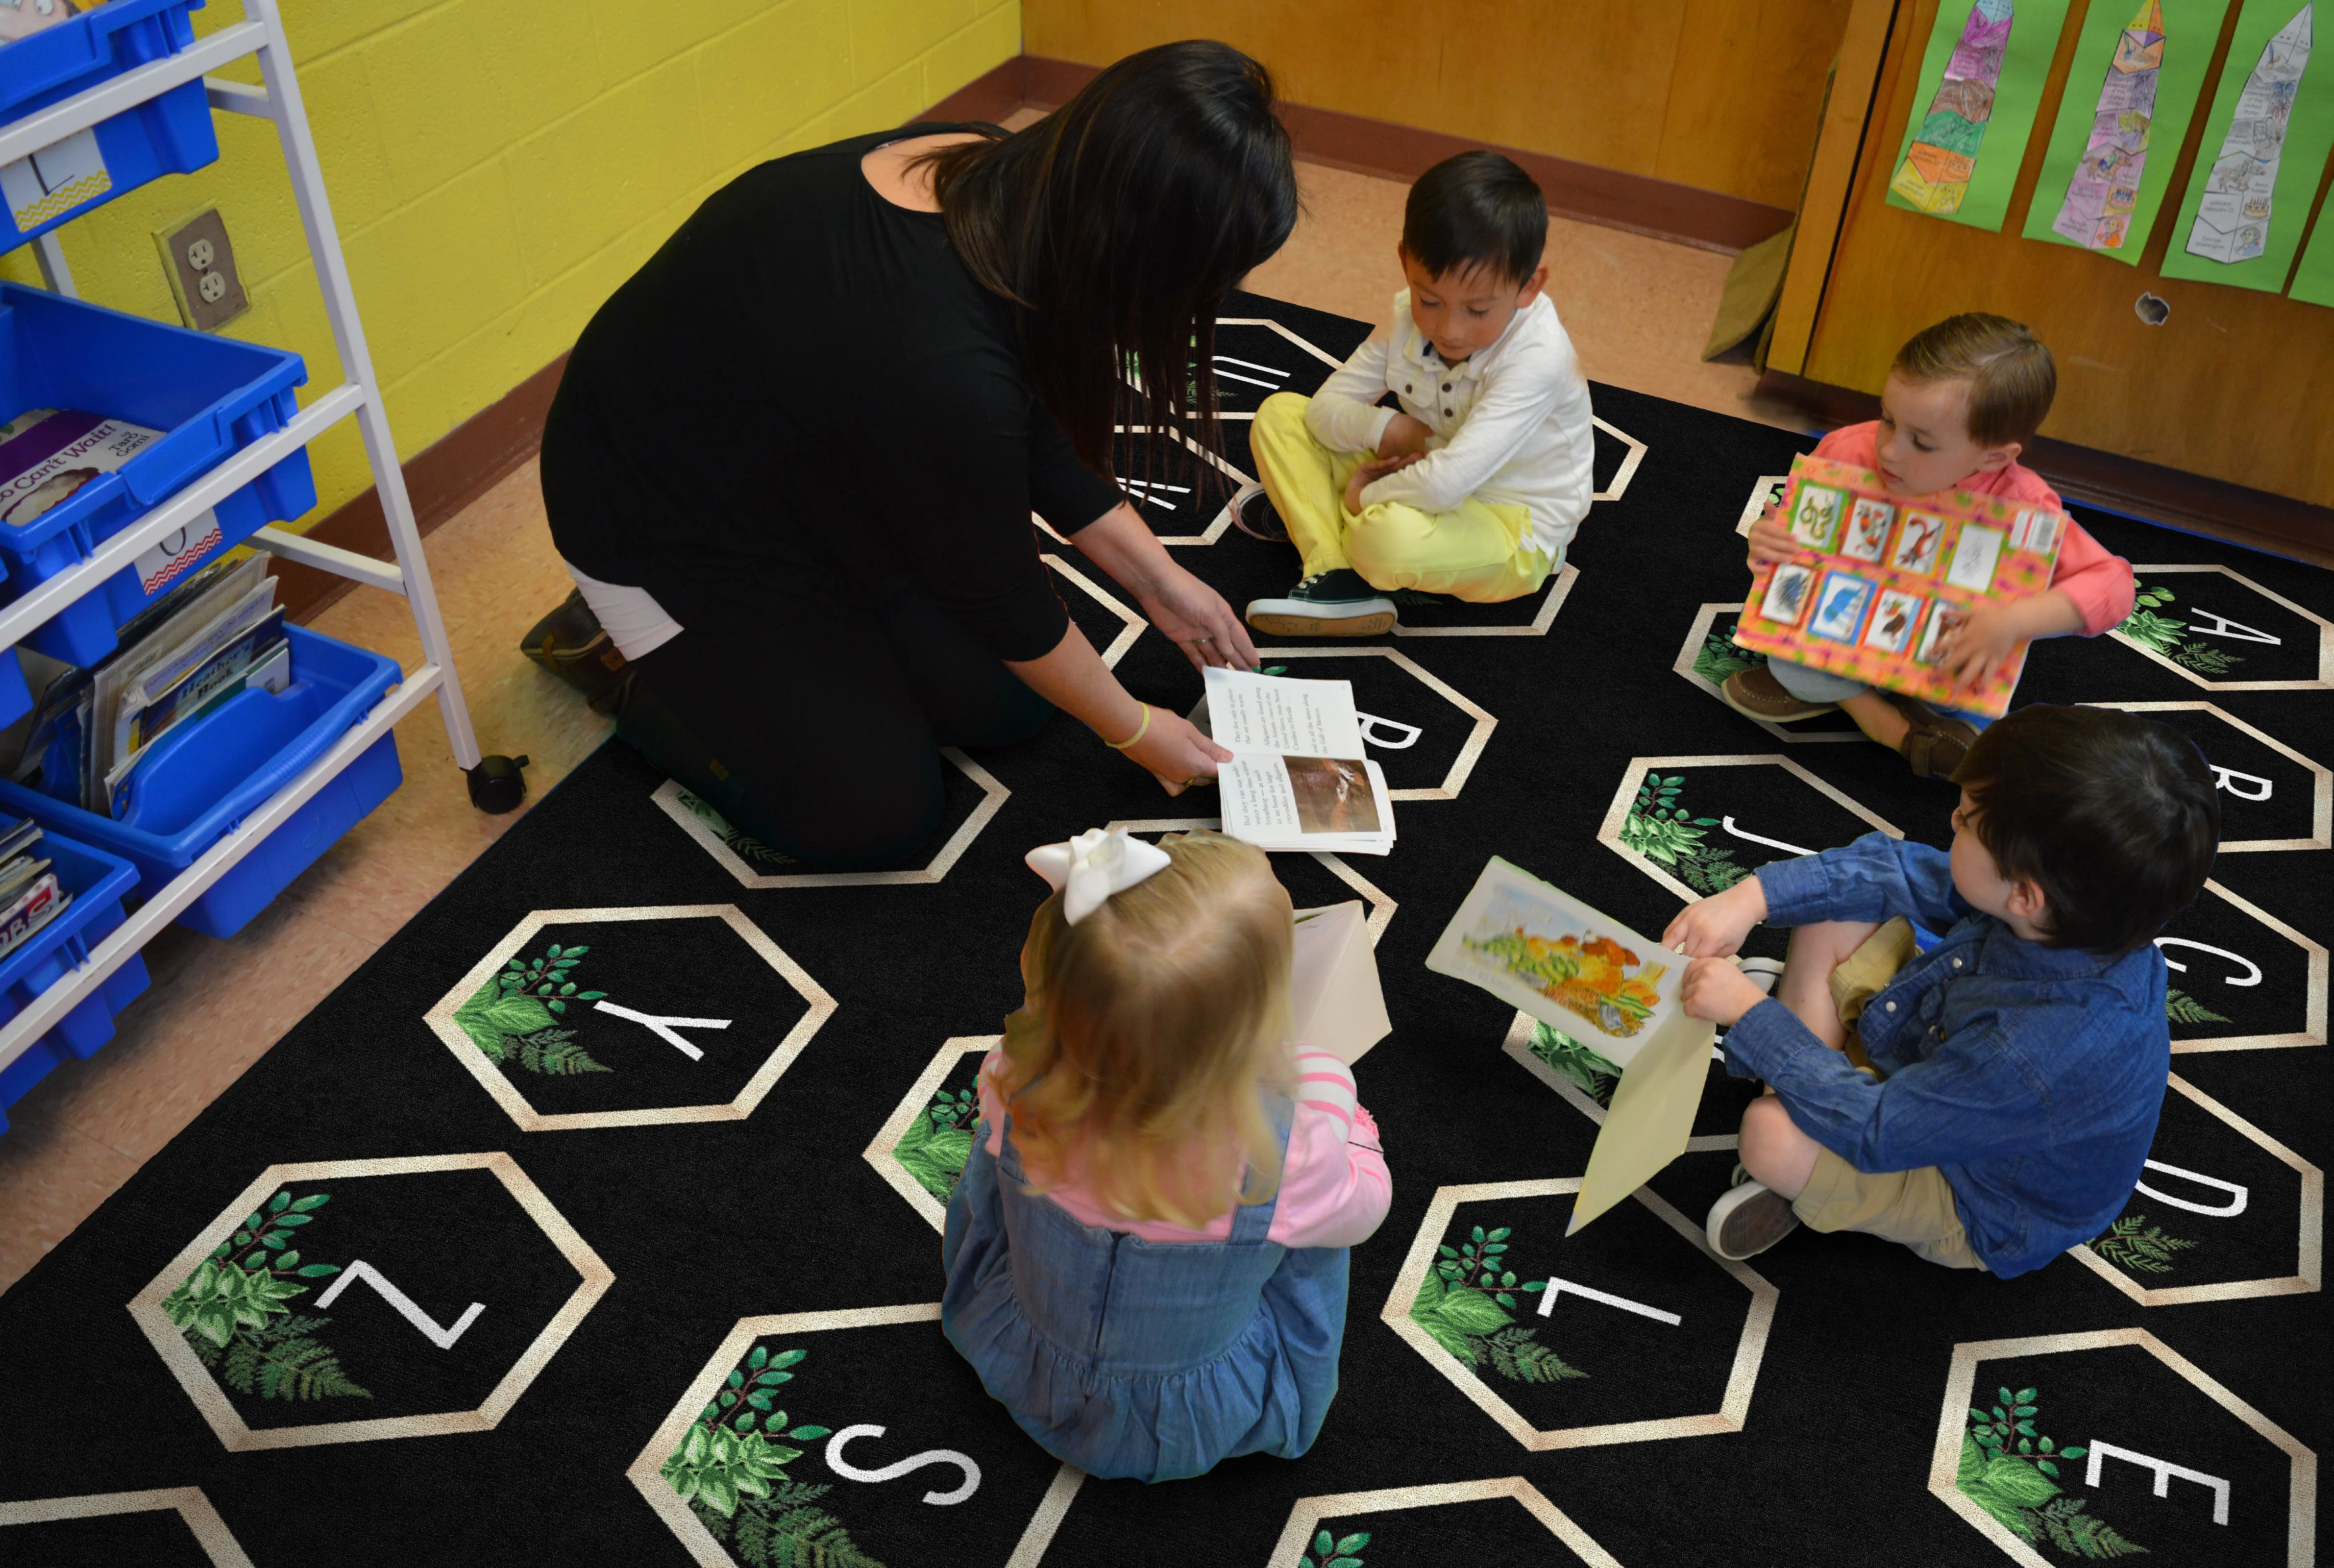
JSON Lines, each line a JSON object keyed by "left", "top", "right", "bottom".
{"left": 1891, "top": 694, "right": 1979, "bottom": 780}
{"left": 1720, "top": 664, "right": 1838, "bottom": 722}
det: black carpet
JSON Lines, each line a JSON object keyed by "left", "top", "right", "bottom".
{"left": 0, "top": 291, "right": 2325, "bottom": 1568}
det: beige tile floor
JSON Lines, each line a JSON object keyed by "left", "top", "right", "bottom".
{"left": 0, "top": 157, "right": 1804, "bottom": 1294}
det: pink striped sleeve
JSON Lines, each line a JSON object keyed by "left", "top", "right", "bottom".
{"left": 1268, "top": 1056, "right": 1392, "bottom": 1250}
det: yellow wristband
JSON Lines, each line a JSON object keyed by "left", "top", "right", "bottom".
{"left": 1104, "top": 704, "right": 1153, "bottom": 750}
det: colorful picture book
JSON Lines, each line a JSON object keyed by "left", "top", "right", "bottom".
{"left": 1728, "top": 455, "right": 2068, "bottom": 719}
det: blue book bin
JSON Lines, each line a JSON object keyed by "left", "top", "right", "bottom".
{"left": 0, "top": 830, "right": 149, "bottom": 1136}
{"left": 0, "top": 625, "right": 403, "bottom": 940}
{"left": 0, "top": 282, "right": 316, "bottom": 665}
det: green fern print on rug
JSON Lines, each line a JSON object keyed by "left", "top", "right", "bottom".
{"left": 1300, "top": 1528, "right": 1369, "bottom": 1568}
{"left": 678, "top": 790, "right": 798, "bottom": 869}
{"left": 1529, "top": 1021, "right": 1621, "bottom": 1107}
{"left": 2166, "top": 987, "right": 2230, "bottom": 1025}
{"left": 894, "top": 1087, "right": 978, "bottom": 1201}
{"left": 160, "top": 1188, "right": 371, "bottom": 1403}
{"left": 1959, "top": 1390, "right": 2144, "bottom": 1558}
{"left": 1620, "top": 771, "right": 1749, "bottom": 894}
{"left": 2117, "top": 583, "right": 2247, "bottom": 678}
{"left": 454, "top": 943, "right": 612, "bottom": 1076}
{"left": 1693, "top": 620, "right": 1766, "bottom": 686}
{"left": 1408, "top": 1223, "right": 1581, "bottom": 1385}
{"left": 2089, "top": 1214, "right": 2196, "bottom": 1276}
{"left": 663, "top": 1345, "right": 884, "bottom": 1568}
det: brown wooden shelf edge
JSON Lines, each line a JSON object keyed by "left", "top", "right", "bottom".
{"left": 936, "top": 56, "right": 1795, "bottom": 255}
{"left": 1757, "top": 368, "right": 2334, "bottom": 571}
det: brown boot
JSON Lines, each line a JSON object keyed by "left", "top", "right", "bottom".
{"left": 1891, "top": 694, "right": 1979, "bottom": 780}
{"left": 1720, "top": 664, "right": 1838, "bottom": 722}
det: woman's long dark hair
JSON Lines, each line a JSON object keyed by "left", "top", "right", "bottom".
{"left": 919, "top": 42, "right": 1299, "bottom": 474}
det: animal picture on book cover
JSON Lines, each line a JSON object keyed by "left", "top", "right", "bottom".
{"left": 1809, "top": 571, "right": 1875, "bottom": 643}
{"left": 1944, "top": 523, "right": 2007, "bottom": 591}
{"left": 1891, "top": 511, "right": 1948, "bottom": 574}
{"left": 1789, "top": 483, "right": 1846, "bottom": 550}
{"left": 1916, "top": 604, "right": 1969, "bottom": 664}
{"left": 1865, "top": 589, "right": 1925, "bottom": 656}
{"left": 1457, "top": 885, "right": 1669, "bottom": 1039}
{"left": 1761, "top": 563, "right": 1816, "bottom": 625}
{"left": 1843, "top": 496, "right": 1894, "bottom": 563}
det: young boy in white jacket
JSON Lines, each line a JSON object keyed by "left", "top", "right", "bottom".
{"left": 1244, "top": 151, "right": 1595, "bottom": 637}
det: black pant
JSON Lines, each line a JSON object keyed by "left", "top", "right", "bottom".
{"left": 621, "top": 573, "right": 1053, "bottom": 869}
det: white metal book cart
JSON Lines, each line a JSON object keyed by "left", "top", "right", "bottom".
{"left": 0, "top": 0, "right": 527, "bottom": 1081}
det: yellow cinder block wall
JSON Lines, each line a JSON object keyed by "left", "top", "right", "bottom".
{"left": 0, "top": 0, "right": 1021, "bottom": 532}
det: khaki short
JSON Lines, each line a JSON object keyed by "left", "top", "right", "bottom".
{"left": 1791, "top": 916, "right": 1987, "bottom": 1272}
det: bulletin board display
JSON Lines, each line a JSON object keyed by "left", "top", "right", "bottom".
{"left": 1731, "top": 455, "right": 2068, "bottom": 719}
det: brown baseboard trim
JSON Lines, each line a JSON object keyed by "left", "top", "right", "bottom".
{"left": 270, "top": 351, "right": 569, "bottom": 624}
{"left": 1756, "top": 369, "right": 2334, "bottom": 570}
{"left": 945, "top": 55, "right": 1793, "bottom": 255}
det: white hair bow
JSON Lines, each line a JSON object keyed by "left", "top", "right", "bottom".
{"left": 1026, "top": 828, "right": 1172, "bottom": 925}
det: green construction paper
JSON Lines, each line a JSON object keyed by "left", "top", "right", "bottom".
{"left": 2290, "top": 201, "right": 2334, "bottom": 303}
{"left": 1886, "top": 0, "right": 2080, "bottom": 231}
{"left": 2159, "top": 0, "right": 2334, "bottom": 292}
{"left": 2022, "top": 0, "right": 2234, "bottom": 263}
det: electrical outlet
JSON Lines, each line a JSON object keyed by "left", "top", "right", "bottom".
{"left": 155, "top": 208, "right": 247, "bottom": 331}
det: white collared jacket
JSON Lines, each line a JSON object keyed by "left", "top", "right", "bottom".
{"left": 1304, "top": 289, "right": 1595, "bottom": 558}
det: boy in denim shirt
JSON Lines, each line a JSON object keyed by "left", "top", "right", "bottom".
{"left": 1664, "top": 706, "right": 2218, "bottom": 1275}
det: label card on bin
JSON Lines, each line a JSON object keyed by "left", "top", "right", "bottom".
{"left": 1290, "top": 902, "right": 1390, "bottom": 1064}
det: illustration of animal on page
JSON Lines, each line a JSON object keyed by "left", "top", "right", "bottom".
{"left": 1864, "top": 588, "right": 1924, "bottom": 657}
{"left": 1808, "top": 571, "right": 1875, "bottom": 643}
{"left": 1842, "top": 496, "right": 1894, "bottom": 563}
{"left": 1943, "top": 522, "right": 2006, "bottom": 591}
{"left": 1788, "top": 484, "right": 1846, "bottom": 551}
{"left": 1915, "top": 604, "right": 1968, "bottom": 665}
{"left": 1759, "top": 562, "right": 1817, "bottom": 625}
{"left": 1890, "top": 510, "right": 1947, "bottom": 575}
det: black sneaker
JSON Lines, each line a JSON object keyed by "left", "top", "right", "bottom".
{"left": 1228, "top": 484, "right": 1288, "bottom": 542}
{"left": 1245, "top": 570, "right": 1397, "bottom": 638}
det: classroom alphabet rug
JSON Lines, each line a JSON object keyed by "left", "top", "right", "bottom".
{"left": 0, "top": 292, "right": 2325, "bottom": 1568}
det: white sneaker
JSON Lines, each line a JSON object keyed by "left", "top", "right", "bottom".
{"left": 1706, "top": 1178, "right": 1800, "bottom": 1260}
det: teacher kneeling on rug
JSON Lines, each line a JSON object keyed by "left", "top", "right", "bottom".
{"left": 539, "top": 42, "right": 1294, "bottom": 868}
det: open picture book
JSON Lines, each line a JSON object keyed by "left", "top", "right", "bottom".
{"left": 1290, "top": 901, "right": 1390, "bottom": 1064}
{"left": 1427, "top": 858, "right": 1717, "bottom": 1234}
{"left": 1195, "top": 667, "right": 1395, "bottom": 855}
{"left": 1727, "top": 453, "right": 2069, "bottom": 719}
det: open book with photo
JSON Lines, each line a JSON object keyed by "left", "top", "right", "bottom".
{"left": 1198, "top": 667, "right": 1396, "bottom": 855}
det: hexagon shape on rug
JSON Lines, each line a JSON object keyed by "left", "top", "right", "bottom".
{"left": 2109, "top": 566, "right": 2334, "bottom": 690}
{"left": 1929, "top": 1330, "right": 2313, "bottom": 1567}
{"left": 129, "top": 1153, "right": 612, "bottom": 1450}
{"left": 1244, "top": 647, "right": 1496, "bottom": 800}
{"left": 650, "top": 748, "right": 1008, "bottom": 890}
{"left": 1107, "top": 817, "right": 1395, "bottom": 943}
{"left": 2067, "top": 1072, "right": 2323, "bottom": 1307}
{"left": 1381, "top": 1178, "right": 1775, "bottom": 1450}
{"left": 1599, "top": 755, "right": 1903, "bottom": 905}
{"left": 627, "top": 1305, "right": 1083, "bottom": 1568}
{"left": 2083, "top": 701, "right": 2332, "bottom": 851}
{"left": 1106, "top": 422, "right": 1254, "bottom": 544}
{"left": 425, "top": 905, "right": 835, "bottom": 1131}
{"left": 0, "top": 1488, "right": 252, "bottom": 1565}
{"left": 1270, "top": 1477, "right": 1625, "bottom": 1567}
{"left": 1499, "top": 1010, "right": 1751, "bottom": 1155}
{"left": 1734, "top": 473, "right": 1791, "bottom": 536}
{"left": 1673, "top": 603, "right": 1867, "bottom": 745}
{"left": 1209, "top": 316, "right": 1350, "bottom": 420}
{"left": 2155, "top": 881, "right": 2328, "bottom": 1053}
{"left": 864, "top": 1034, "right": 997, "bottom": 1234}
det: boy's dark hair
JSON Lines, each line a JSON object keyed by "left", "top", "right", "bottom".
{"left": 1953, "top": 705, "right": 2219, "bottom": 958}
{"left": 1893, "top": 313, "right": 2057, "bottom": 450}
{"left": 1401, "top": 151, "right": 1548, "bottom": 286}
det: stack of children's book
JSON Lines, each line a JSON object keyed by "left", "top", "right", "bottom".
{"left": 0, "top": 814, "right": 68, "bottom": 960}
{"left": 1, "top": 553, "right": 289, "bottom": 818}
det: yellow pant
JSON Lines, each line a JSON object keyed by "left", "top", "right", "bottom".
{"left": 1250, "top": 392, "right": 1554, "bottom": 602}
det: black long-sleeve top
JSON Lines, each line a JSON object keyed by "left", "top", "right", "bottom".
{"left": 540, "top": 126, "right": 1124, "bottom": 662}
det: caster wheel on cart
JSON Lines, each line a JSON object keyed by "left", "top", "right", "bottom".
{"left": 466, "top": 754, "right": 530, "bottom": 813}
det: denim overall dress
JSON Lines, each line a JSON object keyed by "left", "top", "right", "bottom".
{"left": 941, "top": 1098, "right": 1351, "bottom": 1483}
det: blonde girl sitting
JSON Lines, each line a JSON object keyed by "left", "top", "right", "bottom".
{"left": 942, "top": 830, "right": 1392, "bottom": 1482}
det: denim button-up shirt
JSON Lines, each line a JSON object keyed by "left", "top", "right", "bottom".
{"left": 1723, "top": 833, "right": 2169, "bottom": 1278}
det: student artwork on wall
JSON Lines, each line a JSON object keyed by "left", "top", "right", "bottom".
{"left": 2022, "top": 0, "right": 2233, "bottom": 261}
{"left": 2160, "top": 0, "right": 2334, "bottom": 292}
{"left": 1887, "top": 0, "right": 2078, "bottom": 229}
{"left": 1730, "top": 456, "right": 2068, "bottom": 718}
